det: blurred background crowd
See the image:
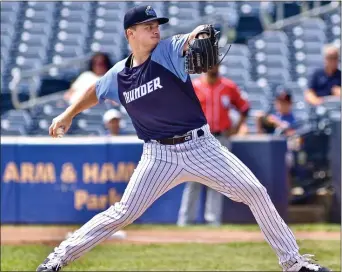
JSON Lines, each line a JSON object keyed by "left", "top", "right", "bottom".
{"left": 1, "top": 1, "right": 341, "bottom": 218}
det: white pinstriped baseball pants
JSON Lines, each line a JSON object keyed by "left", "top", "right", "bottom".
{"left": 52, "top": 124, "right": 301, "bottom": 270}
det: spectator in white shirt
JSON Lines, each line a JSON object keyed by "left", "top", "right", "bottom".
{"left": 64, "top": 52, "right": 113, "bottom": 105}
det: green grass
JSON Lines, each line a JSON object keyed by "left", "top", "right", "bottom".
{"left": 1, "top": 240, "right": 340, "bottom": 271}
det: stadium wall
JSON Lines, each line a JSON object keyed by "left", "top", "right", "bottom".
{"left": 1, "top": 136, "right": 288, "bottom": 224}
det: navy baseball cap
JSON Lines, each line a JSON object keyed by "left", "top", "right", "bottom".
{"left": 124, "top": 5, "right": 169, "bottom": 30}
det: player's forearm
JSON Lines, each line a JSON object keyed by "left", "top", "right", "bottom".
{"left": 304, "top": 89, "right": 322, "bottom": 105}
{"left": 64, "top": 84, "right": 98, "bottom": 118}
{"left": 235, "top": 115, "right": 247, "bottom": 133}
{"left": 332, "top": 86, "right": 341, "bottom": 96}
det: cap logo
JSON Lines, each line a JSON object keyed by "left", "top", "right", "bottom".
{"left": 145, "top": 6, "right": 156, "bottom": 17}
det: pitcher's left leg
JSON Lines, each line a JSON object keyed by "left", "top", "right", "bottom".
{"left": 182, "top": 136, "right": 330, "bottom": 271}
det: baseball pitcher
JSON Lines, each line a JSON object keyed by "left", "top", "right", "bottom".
{"left": 37, "top": 5, "right": 330, "bottom": 272}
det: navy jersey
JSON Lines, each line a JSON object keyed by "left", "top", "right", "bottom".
{"left": 309, "top": 67, "right": 341, "bottom": 97}
{"left": 95, "top": 34, "right": 207, "bottom": 141}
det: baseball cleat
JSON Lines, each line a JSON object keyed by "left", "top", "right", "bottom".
{"left": 287, "top": 254, "right": 331, "bottom": 272}
{"left": 36, "top": 258, "right": 62, "bottom": 272}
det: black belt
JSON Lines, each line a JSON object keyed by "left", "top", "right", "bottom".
{"left": 146, "top": 129, "right": 205, "bottom": 145}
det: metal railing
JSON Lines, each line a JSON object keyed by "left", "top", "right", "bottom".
{"left": 10, "top": 53, "right": 94, "bottom": 110}
{"left": 266, "top": 1, "right": 340, "bottom": 30}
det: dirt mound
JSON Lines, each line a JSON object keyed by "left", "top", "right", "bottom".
{"left": 1, "top": 226, "right": 340, "bottom": 245}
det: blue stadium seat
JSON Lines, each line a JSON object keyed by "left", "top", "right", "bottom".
{"left": 27, "top": 1, "right": 56, "bottom": 11}
{"left": 257, "top": 43, "right": 290, "bottom": 56}
{"left": 58, "top": 21, "right": 88, "bottom": 34}
{"left": 300, "top": 30, "right": 326, "bottom": 43}
{"left": 97, "top": 1, "right": 127, "bottom": 10}
{"left": 243, "top": 81, "right": 271, "bottom": 96}
{"left": 17, "top": 46, "right": 47, "bottom": 60}
{"left": 167, "top": 1, "right": 201, "bottom": 26}
{"left": 245, "top": 93, "right": 268, "bottom": 111}
{"left": 56, "top": 33, "right": 85, "bottom": 46}
{"left": 24, "top": 9, "right": 54, "bottom": 24}
{"left": 96, "top": 8, "right": 124, "bottom": 22}
{"left": 60, "top": 9, "right": 90, "bottom": 23}
{"left": 23, "top": 21, "right": 52, "bottom": 36}
{"left": 284, "top": 81, "right": 305, "bottom": 95}
{"left": 1, "top": 36, "right": 12, "bottom": 51}
{"left": 221, "top": 56, "right": 250, "bottom": 71}
{"left": 20, "top": 32, "right": 50, "bottom": 47}
{"left": 238, "top": 1, "right": 262, "bottom": 16}
{"left": 229, "top": 44, "right": 250, "bottom": 57}
{"left": 220, "top": 66, "right": 251, "bottom": 86}
{"left": 61, "top": 1, "right": 91, "bottom": 11}
{"left": 1, "top": 12, "right": 17, "bottom": 24}
{"left": 1, "top": 125, "right": 27, "bottom": 136}
{"left": 2, "top": 109, "right": 32, "bottom": 126}
{"left": 302, "top": 42, "right": 324, "bottom": 55}
{"left": 92, "top": 31, "right": 123, "bottom": 47}
{"left": 203, "top": 2, "right": 238, "bottom": 27}
{"left": 301, "top": 18, "right": 326, "bottom": 31}
{"left": 260, "top": 69, "right": 291, "bottom": 85}
{"left": 258, "top": 30, "right": 289, "bottom": 44}
{"left": 257, "top": 55, "right": 290, "bottom": 69}
{"left": 52, "top": 45, "right": 84, "bottom": 59}
{"left": 1, "top": 1, "right": 21, "bottom": 12}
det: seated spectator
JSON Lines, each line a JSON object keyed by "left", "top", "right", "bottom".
{"left": 256, "top": 89, "right": 296, "bottom": 136}
{"left": 304, "top": 44, "right": 341, "bottom": 106}
{"left": 103, "top": 109, "right": 122, "bottom": 136}
{"left": 64, "top": 52, "right": 113, "bottom": 105}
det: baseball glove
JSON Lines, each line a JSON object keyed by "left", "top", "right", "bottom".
{"left": 185, "top": 24, "right": 220, "bottom": 74}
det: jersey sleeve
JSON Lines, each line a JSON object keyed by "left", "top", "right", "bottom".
{"left": 95, "top": 64, "right": 121, "bottom": 104}
{"left": 151, "top": 34, "right": 190, "bottom": 82}
{"left": 230, "top": 83, "right": 250, "bottom": 113}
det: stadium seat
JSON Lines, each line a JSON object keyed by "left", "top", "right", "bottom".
{"left": 1, "top": 125, "right": 27, "bottom": 136}
{"left": 243, "top": 81, "right": 271, "bottom": 96}
{"left": 58, "top": 21, "right": 88, "bottom": 34}
{"left": 97, "top": 1, "right": 127, "bottom": 10}
{"left": 203, "top": 2, "right": 238, "bottom": 27}
{"left": 221, "top": 56, "right": 250, "bottom": 71}
{"left": 1, "top": 1, "right": 21, "bottom": 12}
{"left": 1, "top": 1, "right": 339, "bottom": 137}
{"left": 2, "top": 109, "right": 32, "bottom": 126}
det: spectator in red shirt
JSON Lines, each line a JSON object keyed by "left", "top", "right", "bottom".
{"left": 177, "top": 64, "right": 250, "bottom": 226}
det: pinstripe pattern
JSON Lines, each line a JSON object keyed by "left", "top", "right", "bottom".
{"left": 177, "top": 134, "right": 226, "bottom": 226}
{"left": 48, "top": 124, "right": 300, "bottom": 270}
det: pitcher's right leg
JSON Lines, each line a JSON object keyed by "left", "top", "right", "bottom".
{"left": 36, "top": 143, "right": 183, "bottom": 271}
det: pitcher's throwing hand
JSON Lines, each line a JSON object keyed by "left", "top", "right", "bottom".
{"left": 49, "top": 112, "right": 72, "bottom": 138}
